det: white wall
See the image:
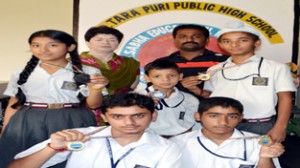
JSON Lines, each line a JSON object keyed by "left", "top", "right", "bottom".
{"left": 0, "top": 0, "right": 73, "bottom": 81}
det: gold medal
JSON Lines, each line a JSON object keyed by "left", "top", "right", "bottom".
{"left": 198, "top": 73, "right": 211, "bottom": 81}
{"left": 258, "top": 135, "right": 272, "bottom": 145}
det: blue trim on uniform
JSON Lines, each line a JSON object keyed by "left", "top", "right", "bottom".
{"left": 197, "top": 131, "right": 247, "bottom": 161}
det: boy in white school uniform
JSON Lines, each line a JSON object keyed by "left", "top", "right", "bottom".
{"left": 8, "top": 93, "right": 181, "bottom": 168}
{"left": 187, "top": 21, "right": 296, "bottom": 142}
{"left": 135, "top": 59, "right": 199, "bottom": 137}
{"left": 171, "top": 97, "right": 284, "bottom": 168}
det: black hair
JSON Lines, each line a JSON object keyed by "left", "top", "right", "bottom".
{"left": 172, "top": 24, "right": 210, "bottom": 39}
{"left": 198, "top": 97, "right": 243, "bottom": 115}
{"left": 144, "top": 59, "right": 181, "bottom": 75}
{"left": 100, "top": 93, "right": 155, "bottom": 114}
{"left": 84, "top": 26, "right": 124, "bottom": 43}
{"left": 11, "top": 30, "right": 85, "bottom": 108}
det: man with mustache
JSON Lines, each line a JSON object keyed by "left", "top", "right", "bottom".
{"left": 158, "top": 24, "right": 228, "bottom": 100}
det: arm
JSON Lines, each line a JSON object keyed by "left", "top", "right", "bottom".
{"left": 8, "top": 130, "right": 90, "bottom": 168}
{"left": 257, "top": 143, "right": 285, "bottom": 168}
{"left": 1, "top": 97, "right": 18, "bottom": 135}
{"left": 267, "top": 92, "right": 293, "bottom": 142}
{"left": 86, "top": 74, "right": 109, "bottom": 109}
{"left": 130, "top": 75, "right": 140, "bottom": 90}
{"left": 8, "top": 146, "right": 57, "bottom": 168}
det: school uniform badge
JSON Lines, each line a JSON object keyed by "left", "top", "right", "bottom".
{"left": 61, "top": 81, "right": 77, "bottom": 91}
{"left": 252, "top": 77, "right": 268, "bottom": 86}
{"left": 179, "top": 111, "right": 185, "bottom": 120}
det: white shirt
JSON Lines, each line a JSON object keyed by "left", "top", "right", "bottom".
{"left": 4, "top": 62, "right": 100, "bottom": 103}
{"left": 171, "top": 129, "right": 268, "bottom": 168}
{"left": 204, "top": 55, "right": 296, "bottom": 119}
{"left": 135, "top": 86, "right": 199, "bottom": 136}
{"left": 15, "top": 126, "right": 181, "bottom": 168}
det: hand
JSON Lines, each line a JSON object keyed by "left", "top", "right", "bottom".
{"left": 267, "top": 126, "right": 286, "bottom": 143}
{"left": 88, "top": 74, "right": 109, "bottom": 90}
{"left": 49, "top": 130, "right": 90, "bottom": 149}
{"left": 259, "top": 142, "right": 285, "bottom": 158}
{"left": 181, "top": 76, "right": 202, "bottom": 90}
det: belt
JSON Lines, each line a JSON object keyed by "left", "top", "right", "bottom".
{"left": 241, "top": 116, "right": 274, "bottom": 123}
{"left": 24, "top": 103, "right": 79, "bottom": 109}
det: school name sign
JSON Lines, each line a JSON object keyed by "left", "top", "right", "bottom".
{"left": 98, "top": 2, "right": 282, "bottom": 44}
{"left": 78, "top": 0, "right": 295, "bottom": 63}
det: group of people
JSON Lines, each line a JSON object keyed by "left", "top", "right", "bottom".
{"left": 0, "top": 19, "right": 296, "bottom": 168}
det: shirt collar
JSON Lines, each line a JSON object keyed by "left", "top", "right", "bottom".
{"left": 198, "top": 128, "right": 243, "bottom": 147}
{"left": 226, "top": 54, "right": 261, "bottom": 65}
{"left": 89, "top": 126, "right": 150, "bottom": 148}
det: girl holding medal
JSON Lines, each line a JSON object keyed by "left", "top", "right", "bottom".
{"left": 0, "top": 30, "right": 108, "bottom": 168}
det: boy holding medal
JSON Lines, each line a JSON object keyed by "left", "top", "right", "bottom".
{"left": 201, "top": 21, "right": 296, "bottom": 142}
{"left": 171, "top": 97, "right": 284, "bottom": 168}
{"left": 8, "top": 93, "right": 181, "bottom": 168}
{"left": 135, "top": 59, "right": 199, "bottom": 137}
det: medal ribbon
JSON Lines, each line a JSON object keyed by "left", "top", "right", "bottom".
{"left": 106, "top": 138, "right": 135, "bottom": 168}
{"left": 221, "top": 57, "right": 264, "bottom": 81}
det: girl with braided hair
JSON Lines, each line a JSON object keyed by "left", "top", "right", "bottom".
{"left": 0, "top": 30, "right": 108, "bottom": 167}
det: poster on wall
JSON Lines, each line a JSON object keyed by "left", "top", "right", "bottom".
{"left": 76, "top": 0, "right": 297, "bottom": 84}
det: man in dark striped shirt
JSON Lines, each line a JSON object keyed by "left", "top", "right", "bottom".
{"left": 158, "top": 24, "right": 228, "bottom": 100}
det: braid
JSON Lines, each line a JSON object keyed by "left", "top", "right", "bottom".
{"left": 69, "top": 50, "right": 86, "bottom": 104}
{"left": 11, "top": 56, "right": 39, "bottom": 109}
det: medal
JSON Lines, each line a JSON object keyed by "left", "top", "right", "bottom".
{"left": 74, "top": 73, "right": 90, "bottom": 84}
{"left": 198, "top": 73, "right": 211, "bottom": 81}
{"left": 258, "top": 135, "right": 272, "bottom": 145}
{"left": 67, "top": 141, "right": 85, "bottom": 151}
{"left": 79, "top": 84, "right": 90, "bottom": 97}
{"left": 151, "top": 90, "right": 166, "bottom": 99}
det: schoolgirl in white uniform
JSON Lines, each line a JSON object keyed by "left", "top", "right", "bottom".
{"left": 0, "top": 30, "right": 108, "bottom": 168}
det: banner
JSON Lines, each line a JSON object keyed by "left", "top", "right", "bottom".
{"left": 77, "top": 0, "right": 296, "bottom": 69}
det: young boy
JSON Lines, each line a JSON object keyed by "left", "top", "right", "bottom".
{"left": 171, "top": 97, "right": 284, "bottom": 168}
{"left": 135, "top": 59, "right": 199, "bottom": 137}
{"left": 8, "top": 93, "right": 181, "bottom": 168}
{"left": 202, "top": 21, "right": 296, "bottom": 142}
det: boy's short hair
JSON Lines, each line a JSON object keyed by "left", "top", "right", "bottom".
{"left": 198, "top": 97, "right": 243, "bottom": 115}
{"left": 84, "top": 25, "right": 124, "bottom": 42}
{"left": 100, "top": 93, "right": 155, "bottom": 114}
{"left": 172, "top": 24, "right": 210, "bottom": 39}
{"left": 144, "top": 59, "right": 181, "bottom": 75}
